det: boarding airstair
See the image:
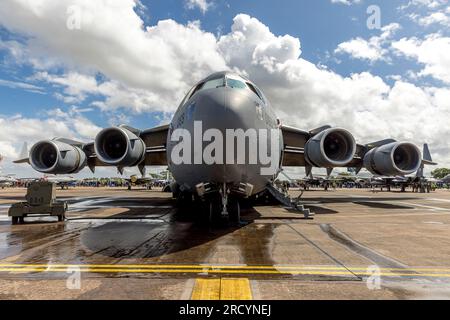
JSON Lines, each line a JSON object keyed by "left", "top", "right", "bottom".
{"left": 267, "top": 173, "right": 315, "bottom": 219}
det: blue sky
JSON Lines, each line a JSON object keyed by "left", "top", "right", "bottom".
{"left": 0, "top": 0, "right": 445, "bottom": 128}
{"left": 0, "top": 0, "right": 449, "bottom": 175}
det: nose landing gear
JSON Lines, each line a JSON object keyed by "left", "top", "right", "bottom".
{"left": 196, "top": 182, "right": 246, "bottom": 226}
{"left": 218, "top": 183, "right": 244, "bottom": 225}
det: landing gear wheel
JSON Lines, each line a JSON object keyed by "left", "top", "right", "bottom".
{"left": 11, "top": 217, "right": 19, "bottom": 225}
{"left": 18, "top": 217, "right": 25, "bottom": 224}
{"left": 207, "top": 197, "right": 222, "bottom": 224}
{"left": 228, "top": 199, "right": 244, "bottom": 226}
{"left": 58, "top": 214, "right": 65, "bottom": 222}
{"left": 176, "top": 192, "right": 193, "bottom": 208}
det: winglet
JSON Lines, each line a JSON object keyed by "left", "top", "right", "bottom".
{"left": 13, "top": 142, "right": 30, "bottom": 164}
{"left": 422, "top": 143, "right": 437, "bottom": 165}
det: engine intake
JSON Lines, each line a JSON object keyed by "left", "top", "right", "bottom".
{"left": 30, "top": 141, "right": 86, "bottom": 174}
{"left": 363, "top": 142, "right": 421, "bottom": 176}
{"left": 94, "top": 127, "right": 146, "bottom": 166}
{"left": 305, "top": 128, "right": 356, "bottom": 167}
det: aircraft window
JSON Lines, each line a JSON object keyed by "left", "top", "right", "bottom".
{"left": 180, "top": 85, "right": 197, "bottom": 106}
{"left": 202, "top": 77, "right": 225, "bottom": 90}
{"left": 227, "top": 78, "right": 247, "bottom": 89}
{"left": 188, "top": 82, "right": 205, "bottom": 100}
{"left": 246, "top": 82, "right": 263, "bottom": 101}
{"left": 254, "top": 86, "right": 266, "bottom": 103}
{"left": 188, "top": 77, "right": 225, "bottom": 100}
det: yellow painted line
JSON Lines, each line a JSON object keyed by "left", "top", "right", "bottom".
{"left": 220, "top": 278, "right": 252, "bottom": 300}
{"left": 191, "top": 279, "right": 221, "bottom": 300}
{"left": 191, "top": 278, "right": 252, "bottom": 300}
{"left": 3, "top": 264, "right": 450, "bottom": 272}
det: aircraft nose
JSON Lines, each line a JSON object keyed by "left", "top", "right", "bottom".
{"left": 193, "top": 87, "right": 256, "bottom": 131}
{"left": 169, "top": 86, "right": 275, "bottom": 193}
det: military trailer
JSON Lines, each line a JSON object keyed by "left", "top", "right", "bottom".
{"left": 8, "top": 181, "right": 68, "bottom": 225}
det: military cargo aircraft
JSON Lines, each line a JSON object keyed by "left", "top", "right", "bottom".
{"left": 14, "top": 71, "right": 436, "bottom": 219}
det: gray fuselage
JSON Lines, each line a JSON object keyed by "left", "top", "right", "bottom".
{"left": 167, "top": 72, "right": 283, "bottom": 196}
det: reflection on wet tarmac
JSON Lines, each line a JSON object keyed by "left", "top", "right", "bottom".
{"left": 1, "top": 188, "right": 450, "bottom": 299}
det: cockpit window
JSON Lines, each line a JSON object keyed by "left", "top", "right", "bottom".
{"left": 246, "top": 82, "right": 263, "bottom": 101}
{"left": 226, "top": 75, "right": 264, "bottom": 102}
{"left": 226, "top": 78, "right": 247, "bottom": 89}
{"left": 187, "top": 77, "right": 225, "bottom": 101}
{"left": 202, "top": 77, "right": 225, "bottom": 90}
{"left": 181, "top": 74, "right": 265, "bottom": 107}
{"left": 187, "top": 83, "right": 203, "bottom": 101}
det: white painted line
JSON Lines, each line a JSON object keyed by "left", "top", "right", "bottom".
{"left": 397, "top": 202, "right": 449, "bottom": 212}
{"left": 427, "top": 198, "right": 450, "bottom": 203}
{"left": 179, "top": 279, "right": 196, "bottom": 300}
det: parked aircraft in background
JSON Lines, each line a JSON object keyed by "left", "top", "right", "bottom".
{"left": 41, "top": 175, "right": 78, "bottom": 189}
{"left": 0, "top": 175, "right": 17, "bottom": 188}
{"left": 439, "top": 175, "right": 450, "bottom": 184}
{"left": 0, "top": 154, "right": 18, "bottom": 188}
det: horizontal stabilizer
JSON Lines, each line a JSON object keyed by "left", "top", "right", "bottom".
{"left": 422, "top": 143, "right": 437, "bottom": 165}
{"left": 13, "top": 142, "right": 29, "bottom": 164}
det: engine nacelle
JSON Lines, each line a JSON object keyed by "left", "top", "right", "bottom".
{"left": 363, "top": 142, "right": 421, "bottom": 176}
{"left": 94, "top": 127, "right": 146, "bottom": 166}
{"left": 305, "top": 128, "right": 356, "bottom": 167}
{"left": 30, "top": 141, "right": 86, "bottom": 174}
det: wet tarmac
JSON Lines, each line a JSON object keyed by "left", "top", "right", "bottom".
{"left": 1, "top": 187, "right": 450, "bottom": 300}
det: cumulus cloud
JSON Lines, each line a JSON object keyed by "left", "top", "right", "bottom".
{"left": 416, "top": 11, "right": 450, "bottom": 27}
{"left": 0, "top": 108, "right": 101, "bottom": 158}
{"left": 185, "top": 0, "right": 212, "bottom": 13}
{"left": 216, "top": 15, "right": 450, "bottom": 167}
{"left": 334, "top": 23, "right": 401, "bottom": 62}
{"left": 392, "top": 34, "right": 450, "bottom": 84}
{"left": 0, "top": 1, "right": 449, "bottom": 174}
{"left": 401, "top": 0, "right": 449, "bottom": 28}
{"left": 0, "top": 0, "right": 227, "bottom": 113}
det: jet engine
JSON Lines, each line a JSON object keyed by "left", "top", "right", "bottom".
{"left": 363, "top": 142, "right": 421, "bottom": 176}
{"left": 94, "top": 127, "right": 146, "bottom": 166}
{"left": 304, "top": 128, "right": 356, "bottom": 167}
{"left": 30, "top": 140, "right": 86, "bottom": 174}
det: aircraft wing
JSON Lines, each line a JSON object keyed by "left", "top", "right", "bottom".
{"left": 281, "top": 126, "right": 309, "bottom": 167}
